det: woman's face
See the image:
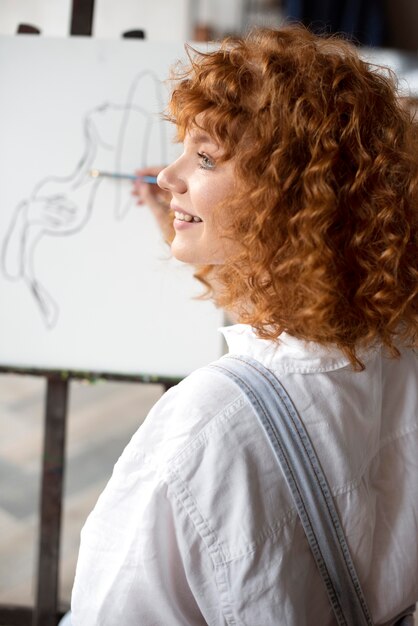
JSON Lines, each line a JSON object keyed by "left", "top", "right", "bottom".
{"left": 157, "top": 126, "right": 237, "bottom": 265}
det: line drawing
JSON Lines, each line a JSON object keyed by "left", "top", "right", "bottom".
{"left": 1, "top": 70, "right": 168, "bottom": 329}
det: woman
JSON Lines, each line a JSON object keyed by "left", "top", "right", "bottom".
{"left": 71, "top": 26, "right": 418, "bottom": 625}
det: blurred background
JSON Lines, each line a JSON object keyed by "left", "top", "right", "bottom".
{"left": 0, "top": 0, "right": 418, "bottom": 621}
{"left": 0, "top": 0, "right": 417, "bottom": 47}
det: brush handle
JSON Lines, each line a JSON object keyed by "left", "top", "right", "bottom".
{"left": 91, "top": 170, "right": 158, "bottom": 184}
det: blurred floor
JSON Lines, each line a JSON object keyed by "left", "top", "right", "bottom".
{"left": 0, "top": 373, "right": 163, "bottom": 606}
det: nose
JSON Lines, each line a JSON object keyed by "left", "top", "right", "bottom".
{"left": 157, "top": 159, "right": 187, "bottom": 195}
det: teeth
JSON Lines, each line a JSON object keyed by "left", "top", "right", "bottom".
{"left": 174, "top": 211, "right": 202, "bottom": 223}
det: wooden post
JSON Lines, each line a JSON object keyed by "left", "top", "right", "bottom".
{"left": 70, "top": 0, "right": 95, "bottom": 36}
{"left": 32, "top": 377, "right": 69, "bottom": 626}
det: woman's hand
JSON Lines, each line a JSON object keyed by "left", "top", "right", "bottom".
{"left": 132, "top": 166, "right": 174, "bottom": 242}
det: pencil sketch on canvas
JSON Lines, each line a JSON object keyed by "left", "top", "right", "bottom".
{"left": 1, "top": 70, "right": 168, "bottom": 329}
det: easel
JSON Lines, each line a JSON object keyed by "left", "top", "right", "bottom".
{"left": 0, "top": 2, "right": 176, "bottom": 625}
{"left": 0, "top": 366, "right": 176, "bottom": 626}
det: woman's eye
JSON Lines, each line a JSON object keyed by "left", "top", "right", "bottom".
{"left": 197, "top": 152, "right": 216, "bottom": 170}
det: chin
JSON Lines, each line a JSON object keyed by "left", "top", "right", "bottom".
{"left": 171, "top": 243, "right": 198, "bottom": 264}
{"left": 170, "top": 239, "right": 225, "bottom": 265}
{"left": 171, "top": 249, "right": 223, "bottom": 265}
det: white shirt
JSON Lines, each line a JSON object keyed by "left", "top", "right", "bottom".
{"left": 71, "top": 324, "right": 418, "bottom": 625}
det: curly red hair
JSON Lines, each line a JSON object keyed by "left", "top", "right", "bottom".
{"left": 168, "top": 25, "right": 418, "bottom": 368}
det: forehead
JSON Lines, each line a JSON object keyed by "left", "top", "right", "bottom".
{"left": 186, "top": 127, "right": 218, "bottom": 146}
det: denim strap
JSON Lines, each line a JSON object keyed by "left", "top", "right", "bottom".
{"left": 209, "top": 354, "right": 373, "bottom": 626}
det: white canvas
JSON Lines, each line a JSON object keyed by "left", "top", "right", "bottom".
{"left": 0, "top": 35, "right": 224, "bottom": 378}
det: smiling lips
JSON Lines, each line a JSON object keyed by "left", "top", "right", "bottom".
{"left": 174, "top": 210, "right": 203, "bottom": 223}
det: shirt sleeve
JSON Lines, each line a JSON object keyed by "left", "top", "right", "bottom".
{"left": 70, "top": 437, "right": 220, "bottom": 626}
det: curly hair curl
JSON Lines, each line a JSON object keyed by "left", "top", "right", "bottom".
{"left": 168, "top": 25, "right": 418, "bottom": 369}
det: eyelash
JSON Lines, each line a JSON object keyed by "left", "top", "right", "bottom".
{"left": 197, "top": 152, "right": 216, "bottom": 170}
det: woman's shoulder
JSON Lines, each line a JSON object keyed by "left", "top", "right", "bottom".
{"left": 123, "top": 359, "right": 251, "bottom": 475}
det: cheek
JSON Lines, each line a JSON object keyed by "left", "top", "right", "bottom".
{"left": 170, "top": 222, "right": 227, "bottom": 265}
{"left": 191, "top": 170, "right": 232, "bottom": 210}
{"left": 189, "top": 180, "right": 213, "bottom": 218}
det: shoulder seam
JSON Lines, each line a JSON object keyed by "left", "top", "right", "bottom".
{"left": 167, "top": 466, "right": 239, "bottom": 625}
{"left": 168, "top": 393, "right": 246, "bottom": 468}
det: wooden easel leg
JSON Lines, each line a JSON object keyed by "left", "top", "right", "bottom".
{"left": 163, "top": 382, "right": 176, "bottom": 392}
{"left": 32, "top": 377, "right": 69, "bottom": 626}
{"left": 70, "top": 0, "right": 95, "bottom": 36}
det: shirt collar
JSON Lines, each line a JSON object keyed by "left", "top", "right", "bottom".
{"left": 219, "top": 324, "right": 371, "bottom": 374}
